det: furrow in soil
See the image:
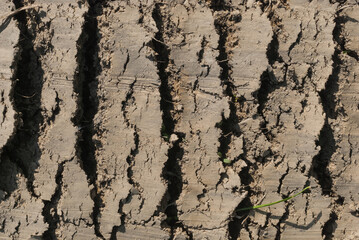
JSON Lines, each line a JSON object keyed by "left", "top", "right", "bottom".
{"left": 42, "top": 160, "right": 64, "bottom": 239}
{"left": 208, "top": 2, "right": 264, "bottom": 239}
{"left": 160, "top": 2, "right": 246, "bottom": 239}
{"left": 213, "top": 2, "right": 274, "bottom": 239}
{"left": 75, "top": 0, "right": 103, "bottom": 238}
{"left": 0, "top": 1, "right": 47, "bottom": 239}
{"left": 242, "top": 1, "right": 337, "bottom": 239}
{"left": 25, "top": 1, "right": 94, "bottom": 239}
{"left": 151, "top": 2, "right": 188, "bottom": 239}
{"left": 0, "top": 0, "right": 358, "bottom": 239}
{"left": 94, "top": 1, "right": 169, "bottom": 239}
{"left": 327, "top": 4, "right": 359, "bottom": 239}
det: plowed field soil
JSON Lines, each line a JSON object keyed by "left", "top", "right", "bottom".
{"left": 0, "top": 0, "right": 358, "bottom": 239}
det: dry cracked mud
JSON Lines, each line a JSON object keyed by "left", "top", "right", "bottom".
{"left": 0, "top": 0, "right": 358, "bottom": 239}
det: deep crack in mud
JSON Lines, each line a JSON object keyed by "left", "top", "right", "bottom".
{"left": 75, "top": 0, "right": 103, "bottom": 238}
{"left": 152, "top": 3, "right": 186, "bottom": 239}
{"left": 42, "top": 162, "right": 65, "bottom": 239}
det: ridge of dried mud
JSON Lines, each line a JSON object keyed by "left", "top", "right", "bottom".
{"left": 0, "top": 0, "right": 358, "bottom": 240}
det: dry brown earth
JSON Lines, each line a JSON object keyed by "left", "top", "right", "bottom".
{"left": 0, "top": 0, "right": 358, "bottom": 239}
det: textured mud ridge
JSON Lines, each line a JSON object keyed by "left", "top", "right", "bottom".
{"left": 0, "top": 0, "right": 358, "bottom": 239}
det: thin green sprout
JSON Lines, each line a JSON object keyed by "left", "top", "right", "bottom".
{"left": 237, "top": 186, "right": 311, "bottom": 212}
{"left": 223, "top": 158, "right": 231, "bottom": 164}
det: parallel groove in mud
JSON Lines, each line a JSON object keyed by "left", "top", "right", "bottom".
{"left": 323, "top": 4, "right": 359, "bottom": 239}
{"left": 233, "top": 1, "right": 338, "bottom": 239}
{"left": 75, "top": 0, "right": 102, "bottom": 238}
{"left": 0, "top": 0, "right": 41, "bottom": 198}
{"left": 210, "top": 3, "right": 235, "bottom": 169}
{"left": 151, "top": 3, "right": 186, "bottom": 239}
{"left": 161, "top": 2, "right": 247, "bottom": 238}
{"left": 22, "top": 2, "right": 93, "bottom": 239}
{"left": 42, "top": 161, "right": 65, "bottom": 239}
{"left": 2, "top": 1, "right": 50, "bottom": 237}
{"left": 218, "top": 3, "right": 274, "bottom": 239}
{"left": 208, "top": 3, "right": 257, "bottom": 239}
{"left": 1, "top": 3, "right": 48, "bottom": 238}
{"left": 1, "top": 1, "right": 359, "bottom": 239}
{"left": 320, "top": 6, "right": 347, "bottom": 239}
{"left": 93, "top": 2, "right": 169, "bottom": 238}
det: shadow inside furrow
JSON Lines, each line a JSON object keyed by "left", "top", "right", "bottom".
{"left": 208, "top": 3, "right": 253, "bottom": 239}
{"left": 73, "top": 0, "right": 103, "bottom": 238}
{"left": 315, "top": 17, "right": 342, "bottom": 193}
{"left": 311, "top": 122, "right": 335, "bottom": 196}
{"left": 318, "top": 7, "right": 344, "bottom": 239}
{"left": 151, "top": 3, "right": 187, "bottom": 239}
{"left": 257, "top": 23, "right": 286, "bottom": 140}
{"left": 42, "top": 162, "right": 65, "bottom": 239}
{"left": 213, "top": 10, "right": 239, "bottom": 168}
{"left": 0, "top": 0, "right": 43, "bottom": 197}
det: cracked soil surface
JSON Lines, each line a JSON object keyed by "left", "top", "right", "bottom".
{"left": 0, "top": 0, "right": 358, "bottom": 239}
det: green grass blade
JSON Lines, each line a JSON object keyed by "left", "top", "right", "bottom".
{"left": 237, "top": 186, "right": 311, "bottom": 212}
